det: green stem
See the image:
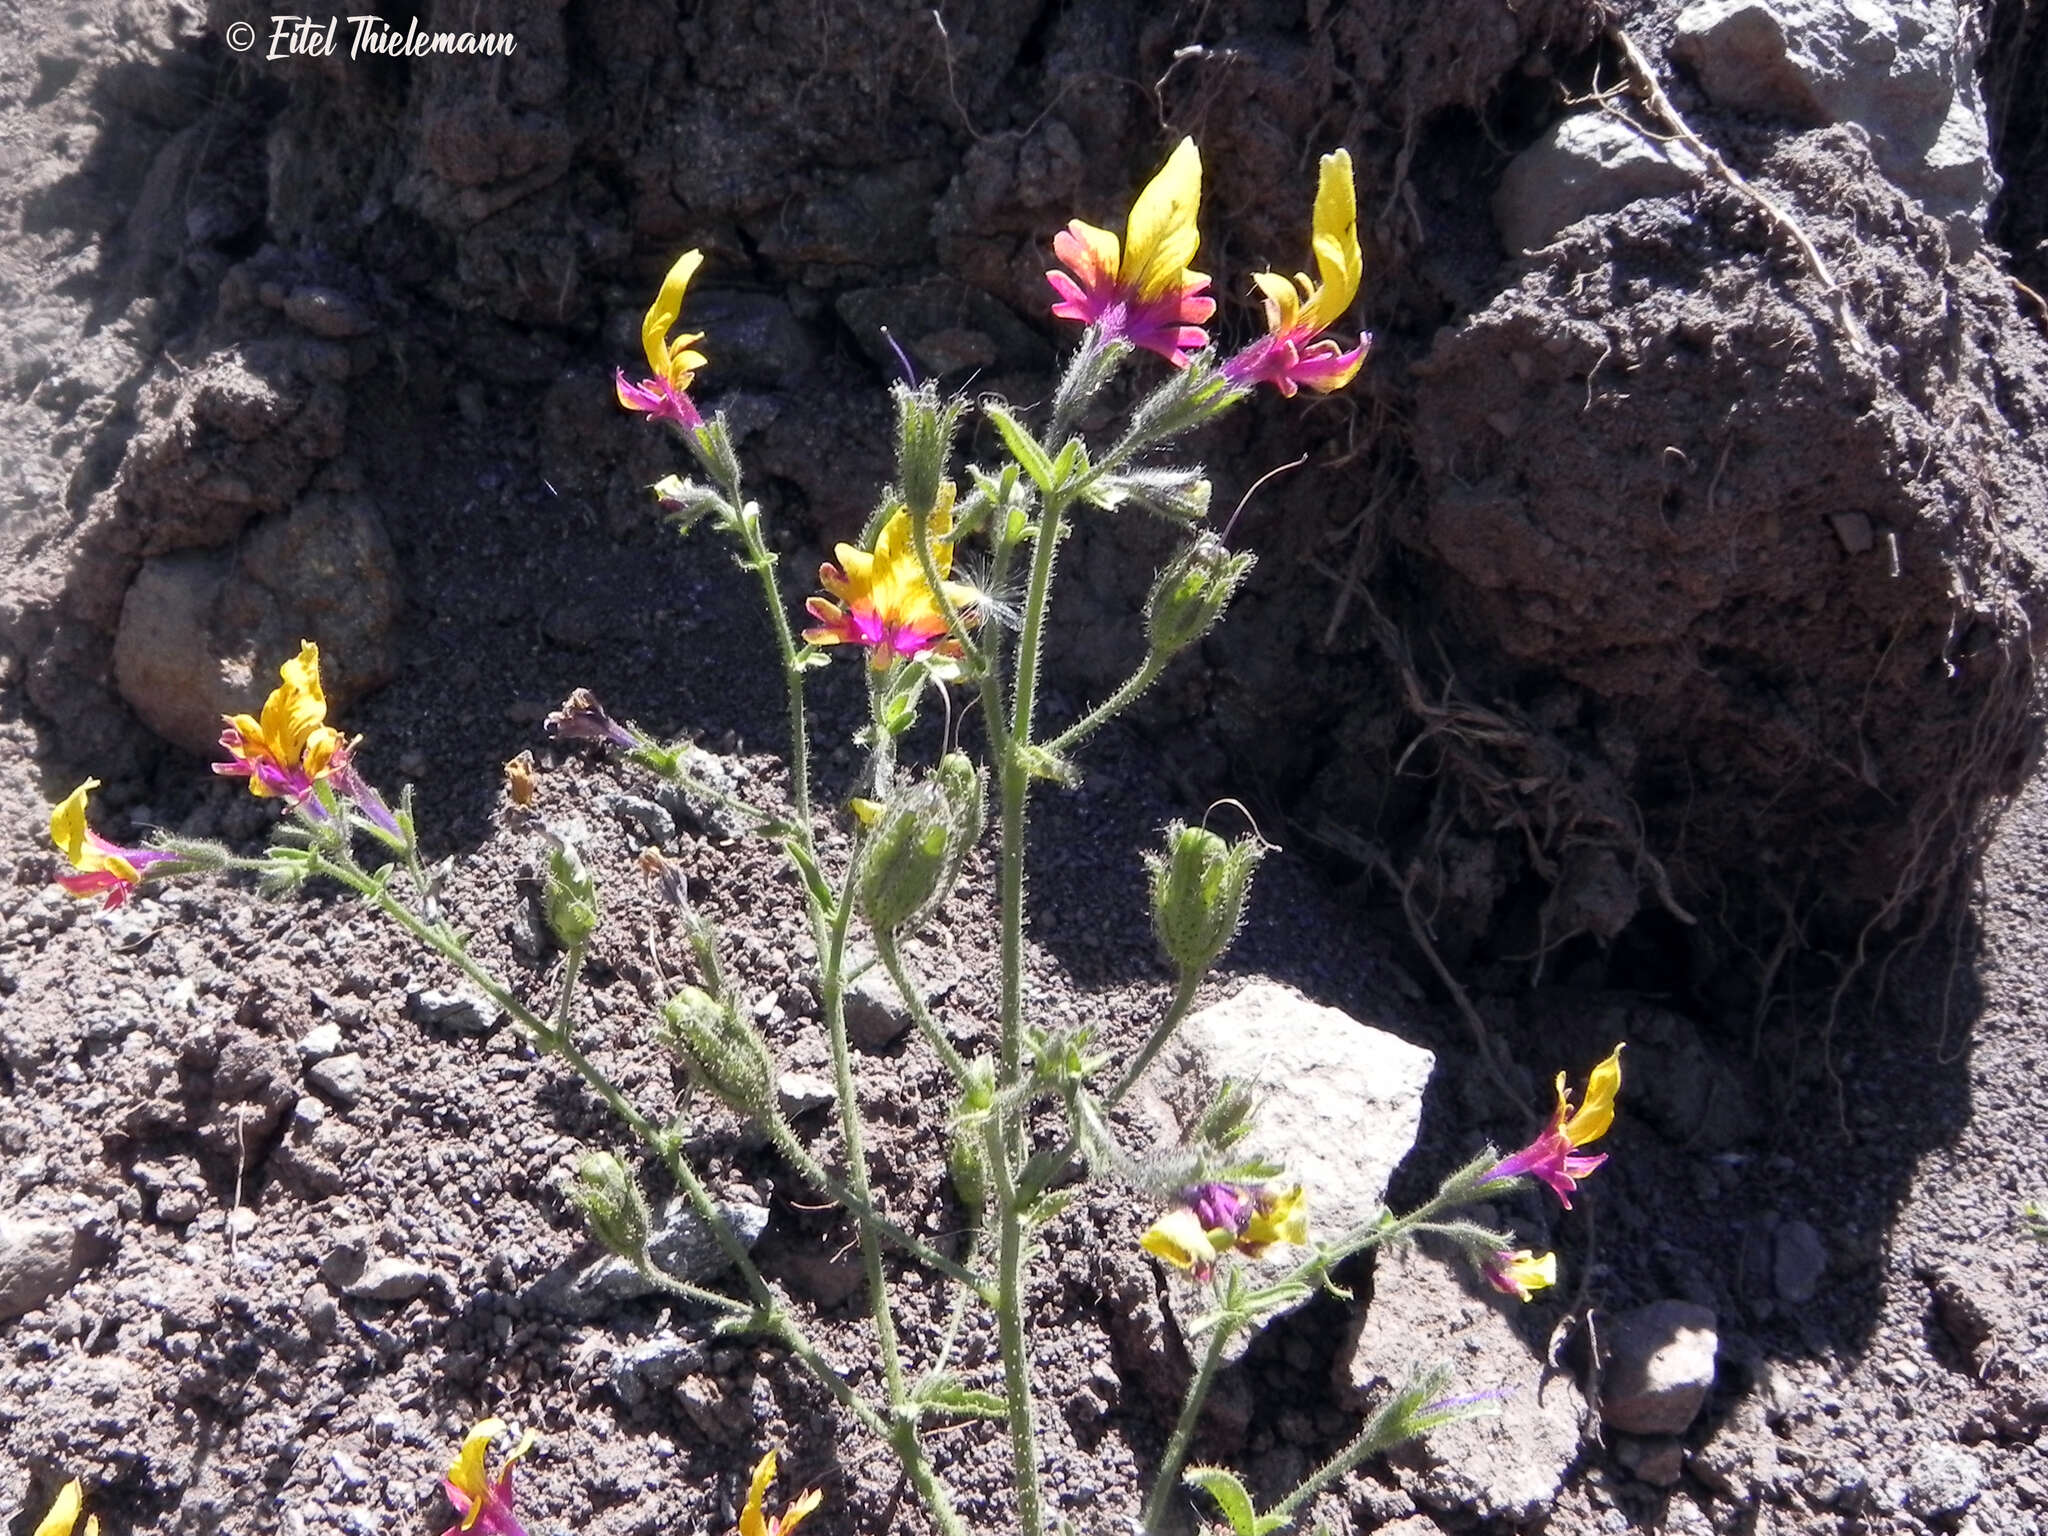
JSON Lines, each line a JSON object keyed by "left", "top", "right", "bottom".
{"left": 910, "top": 504, "right": 986, "bottom": 675}
{"left": 874, "top": 931, "right": 972, "bottom": 1085}
{"left": 1105, "top": 970, "right": 1203, "bottom": 1108}
{"left": 1042, "top": 654, "right": 1168, "bottom": 758}
{"left": 552, "top": 945, "right": 585, "bottom": 1039}
{"left": 1269, "top": 1398, "right": 1423, "bottom": 1521}
{"left": 981, "top": 1114, "right": 1047, "bottom": 1536}
{"left": 758, "top": 1107, "right": 994, "bottom": 1301}
{"left": 818, "top": 880, "right": 913, "bottom": 1408}
{"left": 734, "top": 508, "right": 815, "bottom": 840}
{"left": 1141, "top": 1315, "right": 1239, "bottom": 1534}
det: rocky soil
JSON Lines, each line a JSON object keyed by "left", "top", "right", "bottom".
{"left": 3, "top": 1, "right": 2046, "bottom": 1534}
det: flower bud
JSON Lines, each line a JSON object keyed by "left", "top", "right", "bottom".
{"left": 542, "top": 832, "right": 601, "bottom": 950}
{"left": 570, "top": 1151, "right": 651, "bottom": 1261}
{"left": 1146, "top": 821, "right": 1263, "bottom": 977}
{"left": 855, "top": 753, "right": 986, "bottom": 934}
{"left": 945, "top": 1060, "right": 997, "bottom": 1215}
{"left": 545, "top": 689, "right": 638, "bottom": 750}
{"left": 660, "top": 986, "right": 775, "bottom": 1116}
{"left": 1146, "top": 535, "right": 1255, "bottom": 662}
{"left": 893, "top": 382, "right": 965, "bottom": 523}
{"left": 650, "top": 473, "right": 729, "bottom": 534}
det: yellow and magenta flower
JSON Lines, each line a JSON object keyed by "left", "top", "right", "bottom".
{"left": 1482, "top": 1248, "right": 1558, "bottom": 1302}
{"left": 1141, "top": 1181, "right": 1309, "bottom": 1277}
{"left": 33, "top": 1479, "right": 97, "bottom": 1536}
{"left": 616, "top": 249, "right": 708, "bottom": 429}
{"left": 803, "top": 490, "right": 978, "bottom": 669}
{"left": 1483, "top": 1044, "right": 1624, "bottom": 1209}
{"left": 49, "top": 779, "right": 174, "bottom": 910}
{"left": 739, "top": 1450, "right": 823, "bottom": 1536}
{"left": 1046, "top": 137, "right": 1216, "bottom": 367}
{"left": 1221, "top": 148, "right": 1368, "bottom": 396}
{"left": 441, "top": 1418, "right": 535, "bottom": 1536}
{"left": 215, "top": 640, "right": 348, "bottom": 803}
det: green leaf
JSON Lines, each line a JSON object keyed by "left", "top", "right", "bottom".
{"left": 909, "top": 1374, "right": 1010, "bottom": 1421}
{"left": 986, "top": 404, "right": 1058, "bottom": 492}
{"left": 1183, "top": 1467, "right": 1262, "bottom": 1536}
{"left": 1050, "top": 436, "right": 1089, "bottom": 489}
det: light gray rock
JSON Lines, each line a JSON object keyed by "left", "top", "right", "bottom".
{"left": 407, "top": 985, "right": 504, "bottom": 1035}
{"left": 1140, "top": 980, "right": 1434, "bottom": 1352}
{"left": 113, "top": 492, "right": 399, "bottom": 755}
{"left": 1341, "top": 1240, "right": 1588, "bottom": 1523}
{"left": 342, "top": 1257, "right": 442, "bottom": 1303}
{"left": 1772, "top": 1220, "right": 1827, "bottom": 1302}
{"left": 307, "top": 1052, "right": 367, "bottom": 1106}
{"left": 842, "top": 952, "right": 912, "bottom": 1051}
{"left": 297, "top": 1022, "right": 344, "bottom": 1061}
{"left": 611, "top": 1334, "right": 708, "bottom": 1405}
{"left": 1671, "top": 0, "right": 1997, "bottom": 250}
{"left": 1599, "top": 1300, "right": 1719, "bottom": 1434}
{"left": 529, "top": 1199, "right": 770, "bottom": 1320}
{"left": 1614, "top": 1432, "right": 1687, "bottom": 1488}
{"left": 0, "top": 1214, "right": 86, "bottom": 1320}
{"left": 1493, "top": 113, "right": 1705, "bottom": 254}
{"left": 776, "top": 1070, "right": 835, "bottom": 1117}
{"left": 1904, "top": 1442, "right": 1983, "bottom": 1519}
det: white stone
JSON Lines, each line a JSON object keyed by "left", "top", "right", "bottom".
{"left": 1493, "top": 113, "right": 1705, "bottom": 255}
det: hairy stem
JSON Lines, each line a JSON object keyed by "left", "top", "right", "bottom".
{"left": 981, "top": 1114, "right": 1047, "bottom": 1536}
{"left": 875, "top": 930, "right": 973, "bottom": 1085}
{"left": 1141, "top": 1315, "right": 1239, "bottom": 1534}
{"left": 1043, "top": 654, "right": 1168, "bottom": 758}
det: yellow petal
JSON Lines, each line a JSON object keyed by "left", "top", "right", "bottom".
{"left": 739, "top": 1451, "right": 778, "bottom": 1536}
{"left": 777, "top": 1487, "right": 825, "bottom": 1536}
{"left": 1249, "top": 269, "right": 1302, "bottom": 334}
{"left": 1141, "top": 1208, "right": 1224, "bottom": 1271}
{"left": 1562, "top": 1044, "right": 1624, "bottom": 1147}
{"left": 1295, "top": 149, "right": 1361, "bottom": 335}
{"left": 1245, "top": 1185, "right": 1309, "bottom": 1248}
{"left": 447, "top": 1418, "right": 504, "bottom": 1505}
{"left": 1123, "top": 138, "right": 1204, "bottom": 301}
{"left": 642, "top": 250, "right": 705, "bottom": 379}
{"left": 257, "top": 641, "right": 332, "bottom": 764}
{"left": 1059, "top": 219, "right": 1123, "bottom": 286}
{"left": 49, "top": 780, "right": 99, "bottom": 867}
{"left": 34, "top": 1480, "right": 84, "bottom": 1536}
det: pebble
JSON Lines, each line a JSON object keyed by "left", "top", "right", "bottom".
{"left": 342, "top": 1258, "right": 442, "bottom": 1302}
{"left": 308, "top": 1054, "right": 367, "bottom": 1106}
{"left": 1772, "top": 1220, "right": 1827, "bottom": 1303}
{"left": 0, "top": 1213, "right": 86, "bottom": 1321}
{"left": 1598, "top": 1300, "right": 1719, "bottom": 1435}
{"left": 775, "top": 1071, "right": 834, "bottom": 1117}
{"left": 297, "top": 1023, "right": 345, "bottom": 1061}
{"left": 407, "top": 986, "right": 503, "bottom": 1035}
{"left": 1905, "top": 1443, "right": 1984, "bottom": 1519}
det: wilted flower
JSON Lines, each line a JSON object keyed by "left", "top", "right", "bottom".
{"left": 1142, "top": 1181, "right": 1308, "bottom": 1276}
{"left": 545, "top": 688, "right": 638, "bottom": 750}
{"left": 739, "top": 1450, "right": 823, "bottom": 1536}
{"left": 1483, "top": 1045, "right": 1625, "bottom": 1209}
{"left": 1046, "top": 137, "right": 1216, "bottom": 367}
{"left": 441, "top": 1417, "right": 535, "bottom": 1536}
{"left": 33, "top": 1479, "right": 97, "bottom": 1536}
{"left": 1221, "top": 149, "right": 1368, "bottom": 397}
{"left": 215, "top": 640, "right": 348, "bottom": 803}
{"left": 616, "top": 249, "right": 708, "bottom": 429}
{"left": 1482, "top": 1248, "right": 1557, "bottom": 1302}
{"left": 48, "top": 779, "right": 175, "bottom": 910}
{"left": 803, "top": 493, "right": 978, "bottom": 669}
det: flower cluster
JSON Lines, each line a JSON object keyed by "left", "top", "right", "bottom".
{"left": 214, "top": 639, "right": 348, "bottom": 802}
{"left": 1473, "top": 1045, "right": 1626, "bottom": 1302}
{"left": 802, "top": 494, "right": 979, "bottom": 669}
{"left": 1141, "top": 1180, "right": 1309, "bottom": 1278}
{"left": 1045, "top": 138, "right": 1369, "bottom": 395}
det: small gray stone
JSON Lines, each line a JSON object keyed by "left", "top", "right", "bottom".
{"left": 1829, "top": 510, "right": 1875, "bottom": 554}
{"left": 297, "top": 1022, "right": 344, "bottom": 1061}
{"left": 843, "top": 958, "right": 912, "bottom": 1051}
{"left": 776, "top": 1071, "right": 835, "bottom": 1117}
{"left": 1493, "top": 113, "right": 1705, "bottom": 254}
{"left": 342, "top": 1257, "right": 441, "bottom": 1302}
{"left": 598, "top": 792, "right": 676, "bottom": 847}
{"left": 282, "top": 285, "right": 376, "bottom": 339}
{"left": 307, "top": 1053, "right": 367, "bottom": 1106}
{"left": 529, "top": 1200, "right": 770, "bottom": 1320}
{"left": 407, "top": 986, "right": 504, "bottom": 1035}
{"left": 0, "top": 1214, "right": 86, "bottom": 1321}
{"left": 611, "top": 1334, "right": 707, "bottom": 1404}
{"left": 1614, "top": 1433, "right": 1688, "bottom": 1488}
{"left": 1600, "top": 1300, "right": 1719, "bottom": 1434}
{"left": 1772, "top": 1220, "right": 1827, "bottom": 1303}
{"left": 155, "top": 1187, "right": 205, "bottom": 1224}
{"left": 1904, "top": 1442, "right": 1983, "bottom": 1519}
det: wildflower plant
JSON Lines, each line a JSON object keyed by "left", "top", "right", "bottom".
{"left": 45, "top": 138, "right": 1632, "bottom": 1536}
